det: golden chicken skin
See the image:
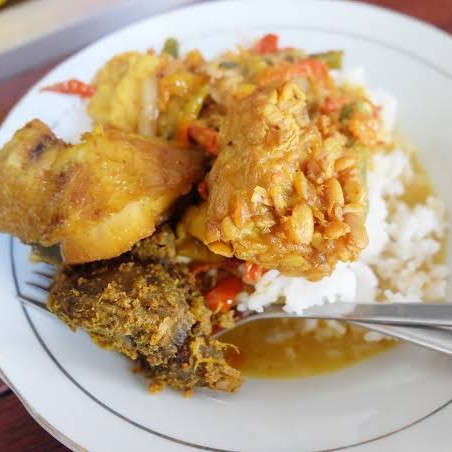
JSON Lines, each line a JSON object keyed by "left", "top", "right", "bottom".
{"left": 204, "top": 82, "right": 368, "bottom": 280}
{"left": 0, "top": 119, "right": 205, "bottom": 263}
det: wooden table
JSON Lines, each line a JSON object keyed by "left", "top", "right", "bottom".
{"left": 0, "top": 1, "right": 451, "bottom": 450}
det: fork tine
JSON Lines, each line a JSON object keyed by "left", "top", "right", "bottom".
{"left": 26, "top": 281, "right": 51, "bottom": 292}
{"left": 41, "top": 262, "right": 56, "bottom": 271}
{"left": 20, "top": 296, "right": 50, "bottom": 313}
{"left": 33, "top": 269, "right": 54, "bottom": 280}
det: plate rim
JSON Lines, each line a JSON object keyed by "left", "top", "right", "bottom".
{"left": 1, "top": 0, "right": 452, "bottom": 450}
{"left": 2, "top": 0, "right": 452, "bottom": 132}
{"left": 10, "top": 233, "right": 452, "bottom": 452}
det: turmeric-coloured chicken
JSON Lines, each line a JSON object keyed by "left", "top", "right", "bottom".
{"left": 204, "top": 82, "right": 368, "bottom": 280}
{"left": 0, "top": 120, "right": 205, "bottom": 263}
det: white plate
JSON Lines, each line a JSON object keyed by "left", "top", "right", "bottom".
{"left": 1, "top": 1, "right": 452, "bottom": 450}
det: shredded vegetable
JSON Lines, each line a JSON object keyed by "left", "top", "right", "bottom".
{"left": 204, "top": 276, "right": 243, "bottom": 313}
{"left": 138, "top": 77, "right": 159, "bottom": 137}
{"left": 191, "top": 263, "right": 218, "bottom": 276}
{"left": 321, "top": 96, "right": 348, "bottom": 114}
{"left": 259, "top": 59, "right": 328, "bottom": 84}
{"left": 340, "top": 103, "right": 357, "bottom": 122}
{"left": 189, "top": 126, "right": 219, "bottom": 155}
{"left": 309, "top": 50, "right": 344, "bottom": 69}
{"left": 191, "top": 260, "right": 240, "bottom": 276}
{"left": 159, "top": 73, "right": 209, "bottom": 139}
{"left": 243, "top": 262, "right": 264, "bottom": 284}
{"left": 162, "top": 37, "right": 179, "bottom": 58}
{"left": 197, "top": 180, "right": 209, "bottom": 200}
{"left": 219, "top": 61, "right": 238, "bottom": 69}
{"left": 177, "top": 122, "right": 191, "bottom": 147}
{"left": 254, "top": 34, "right": 279, "bottom": 54}
{"left": 41, "top": 79, "right": 96, "bottom": 98}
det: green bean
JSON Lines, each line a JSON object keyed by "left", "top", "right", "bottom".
{"left": 219, "top": 61, "right": 238, "bottom": 69}
{"left": 162, "top": 37, "right": 179, "bottom": 58}
{"left": 339, "top": 103, "right": 355, "bottom": 121}
{"left": 309, "top": 50, "right": 344, "bottom": 69}
{"left": 340, "top": 101, "right": 373, "bottom": 122}
{"left": 354, "top": 100, "right": 373, "bottom": 115}
{"left": 183, "top": 84, "right": 210, "bottom": 119}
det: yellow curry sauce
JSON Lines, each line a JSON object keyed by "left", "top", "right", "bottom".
{"left": 224, "top": 153, "right": 443, "bottom": 378}
{"left": 223, "top": 319, "right": 395, "bottom": 378}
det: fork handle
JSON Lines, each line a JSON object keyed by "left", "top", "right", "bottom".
{"left": 306, "top": 302, "right": 452, "bottom": 327}
{"left": 351, "top": 322, "right": 452, "bottom": 355}
{"left": 22, "top": 298, "right": 452, "bottom": 356}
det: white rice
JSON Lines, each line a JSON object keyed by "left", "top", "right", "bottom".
{"left": 237, "top": 70, "right": 449, "bottom": 340}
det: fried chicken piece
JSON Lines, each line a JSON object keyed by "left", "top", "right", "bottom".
{"left": 47, "top": 256, "right": 241, "bottom": 392}
{"left": 0, "top": 120, "right": 205, "bottom": 263}
{"left": 0, "top": 120, "right": 66, "bottom": 243}
{"left": 205, "top": 82, "right": 368, "bottom": 280}
{"left": 175, "top": 203, "right": 226, "bottom": 264}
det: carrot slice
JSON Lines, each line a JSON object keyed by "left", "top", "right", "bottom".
{"left": 259, "top": 59, "right": 328, "bottom": 85}
{"left": 254, "top": 34, "right": 279, "bottom": 54}
{"left": 189, "top": 126, "right": 219, "bottom": 156}
{"left": 177, "top": 121, "right": 191, "bottom": 147}
{"left": 42, "top": 79, "right": 96, "bottom": 98}
{"left": 243, "top": 262, "right": 264, "bottom": 284}
{"left": 197, "top": 180, "right": 209, "bottom": 200}
{"left": 205, "top": 276, "right": 243, "bottom": 313}
{"left": 320, "top": 96, "right": 348, "bottom": 114}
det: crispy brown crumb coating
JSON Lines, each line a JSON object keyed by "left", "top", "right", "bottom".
{"left": 205, "top": 82, "right": 368, "bottom": 280}
{"left": 47, "top": 252, "right": 241, "bottom": 392}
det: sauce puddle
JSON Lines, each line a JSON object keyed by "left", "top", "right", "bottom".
{"left": 224, "top": 319, "right": 395, "bottom": 378}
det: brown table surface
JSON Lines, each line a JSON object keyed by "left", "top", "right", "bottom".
{"left": 1, "top": 0, "right": 451, "bottom": 450}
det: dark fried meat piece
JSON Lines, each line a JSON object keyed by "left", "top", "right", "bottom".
{"left": 131, "top": 225, "right": 177, "bottom": 262}
{"left": 47, "top": 256, "right": 241, "bottom": 392}
{"left": 144, "top": 337, "right": 241, "bottom": 392}
{"left": 48, "top": 259, "right": 194, "bottom": 365}
{"left": 31, "top": 224, "right": 177, "bottom": 266}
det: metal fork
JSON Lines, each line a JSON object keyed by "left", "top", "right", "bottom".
{"left": 25, "top": 268, "right": 452, "bottom": 356}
